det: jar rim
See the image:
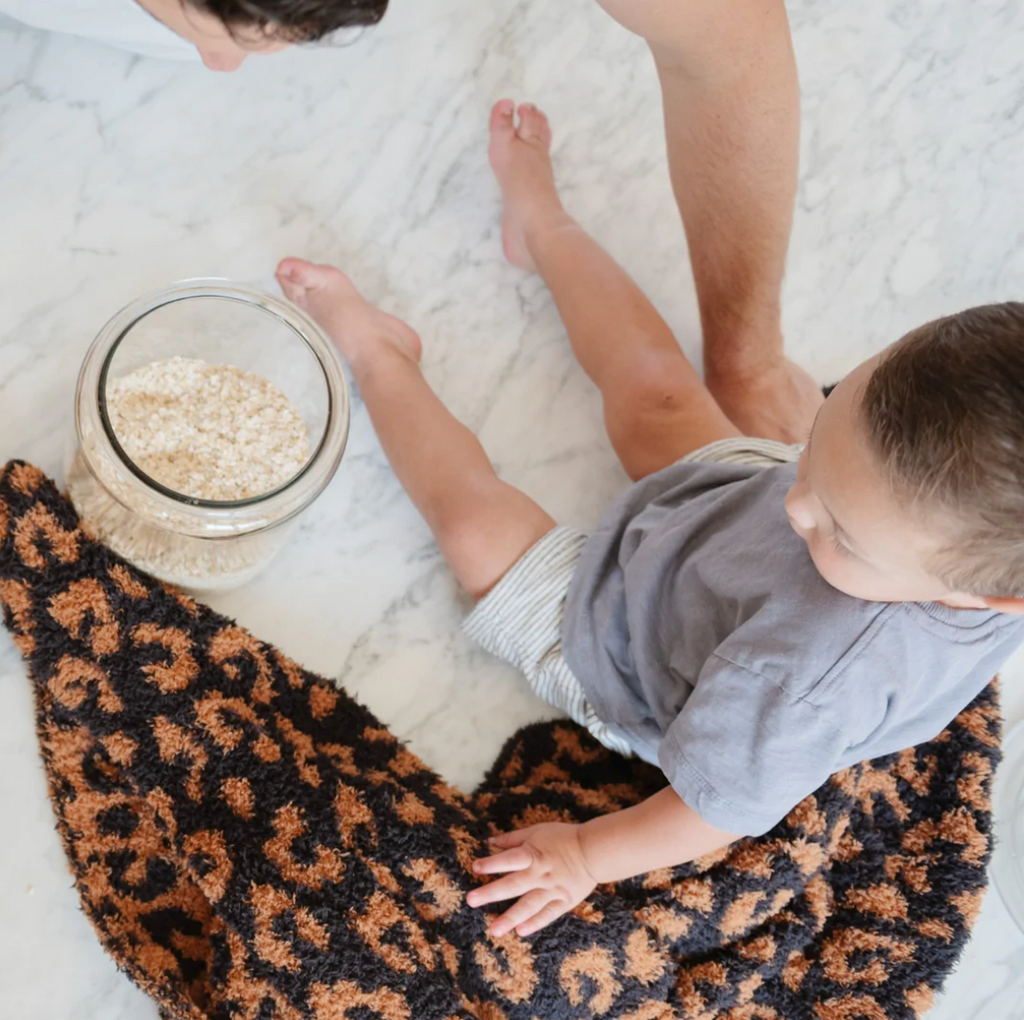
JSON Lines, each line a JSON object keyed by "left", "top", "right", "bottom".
{"left": 75, "top": 279, "right": 350, "bottom": 529}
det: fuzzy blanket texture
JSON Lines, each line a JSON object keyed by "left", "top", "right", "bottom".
{"left": 0, "top": 460, "right": 1002, "bottom": 1020}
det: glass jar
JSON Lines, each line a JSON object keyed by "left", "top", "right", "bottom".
{"left": 67, "top": 279, "right": 350, "bottom": 592}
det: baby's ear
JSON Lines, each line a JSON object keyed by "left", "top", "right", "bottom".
{"left": 979, "top": 595, "right": 1024, "bottom": 615}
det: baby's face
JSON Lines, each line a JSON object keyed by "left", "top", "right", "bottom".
{"left": 784, "top": 353, "right": 975, "bottom": 605}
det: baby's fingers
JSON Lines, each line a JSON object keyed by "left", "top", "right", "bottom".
{"left": 513, "top": 900, "right": 569, "bottom": 938}
{"left": 472, "top": 846, "right": 533, "bottom": 876}
{"left": 489, "top": 889, "right": 556, "bottom": 938}
{"left": 467, "top": 869, "right": 540, "bottom": 908}
{"left": 487, "top": 828, "right": 534, "bottom": 851}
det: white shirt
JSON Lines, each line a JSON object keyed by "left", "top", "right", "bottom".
{"left": 0, "top": 0, "right": 198, "bottom": 60}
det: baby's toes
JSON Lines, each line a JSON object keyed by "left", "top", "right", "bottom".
{"left": 516, "top": 104, "right": 551, "bottom": 147}
{"left": 277, "top": 259, "right": 358, "bottom": 303}
{"left": 277, "top": 280, "right": 307, "bottom": 307}
{"left": 490, "top": 99, "right": 516, "bottom": 141}
{"left": 276, "top": 258, "right": 315, "bottom": 300}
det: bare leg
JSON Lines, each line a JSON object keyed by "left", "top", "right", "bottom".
{"left": 488, "top": 101, "right": 740, "bottom": 481}
{"left": 277, "top": 259, "right": 555, "bottom": 600}
{"left": 593, "top": 0, "right": 822, "bottom": 443}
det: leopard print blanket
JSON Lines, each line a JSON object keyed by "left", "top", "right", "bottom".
{"left": 0, "top": 461, "right": 1000, "bottom": 1020}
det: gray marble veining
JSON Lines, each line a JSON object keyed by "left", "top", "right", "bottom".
{"left": 2, "top": 1, "right": 1024, "bottom": 1016}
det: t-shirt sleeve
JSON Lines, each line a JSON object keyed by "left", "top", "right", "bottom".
{"left": 658, "top": 653, "right": 847, "bottom": 836}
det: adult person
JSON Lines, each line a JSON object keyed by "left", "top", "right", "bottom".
{"left": 0, "top": 0, "right": 821, "bottom": 441}
{"left": 0, "top": 0, "right": 381, "bottom": 67}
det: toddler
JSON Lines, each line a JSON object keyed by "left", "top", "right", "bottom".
{"left": 276, "top": 100, "right": 1024, "bottom": 940}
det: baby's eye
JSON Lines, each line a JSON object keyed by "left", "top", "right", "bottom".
{"left": 829, "top": 535, "right": 851, "bottom": 557}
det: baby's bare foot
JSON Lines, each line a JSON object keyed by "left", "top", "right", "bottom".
{"left": 488, "top": 100, "right": 570, "bottom": 272}
{"left": 276, "top": 258, "right": 421, "bottom": 368}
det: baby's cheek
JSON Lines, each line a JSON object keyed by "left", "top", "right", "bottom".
{"left": 817, "top": 556, "right": 890, "bottom": 601}
{"left": 805, "top": 542, "right": 852, "bottom": 593}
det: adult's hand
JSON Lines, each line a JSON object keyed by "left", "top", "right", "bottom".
{"left": 707, "top": 356, "right": 824, "bottom": 444}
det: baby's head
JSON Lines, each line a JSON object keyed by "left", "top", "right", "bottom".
{"left": 785, "top": 302, "right": 1024, "bottom": 611}
{"left": 142, "top": 0, "right": 388, "bottom": 71}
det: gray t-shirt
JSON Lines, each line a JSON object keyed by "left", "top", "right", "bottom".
{"left": 562, "top": 460, "right": 1024, "bottom": 836}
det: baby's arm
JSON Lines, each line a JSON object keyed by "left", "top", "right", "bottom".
{"left": 466, "top": 787, "right": 737, "bottom": 937}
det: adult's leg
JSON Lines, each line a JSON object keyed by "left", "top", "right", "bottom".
{"left": 594, "top": 0, "right": 822, "bottom": 443}
{"left": 489, "top": 102, "right": 741, "bottom": 481}
{"left": 277, "top": 259, "right": 555, "bottom": 600}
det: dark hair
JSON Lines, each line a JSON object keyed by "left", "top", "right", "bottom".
{"left": 187, "top": 0, "right": 389, "bottom": 42}
{"left": 862, "top": 302, "right": 1024, "bottom": 596}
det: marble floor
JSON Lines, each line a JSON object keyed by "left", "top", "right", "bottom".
{"left": 2, "top": 0, "right": 1024, "bottom": 1016}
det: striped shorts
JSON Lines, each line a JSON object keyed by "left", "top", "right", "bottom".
{"left": 463, "top": 437, "right": 802, "bottom": 758}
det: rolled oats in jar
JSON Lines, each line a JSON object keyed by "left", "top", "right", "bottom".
{"left": 68, "top": 280, "right": 350, "bottom": 592}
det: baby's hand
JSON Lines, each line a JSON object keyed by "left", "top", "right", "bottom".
{"left": 466, "top": 823, "right": 597, "bottom": 937}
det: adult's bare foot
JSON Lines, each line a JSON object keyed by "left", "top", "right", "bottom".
{"left": 706, "top": 355, "right": 824, "bottom": 443}
{"left": 487, "top": 100, "right": 571, "bottom": 272}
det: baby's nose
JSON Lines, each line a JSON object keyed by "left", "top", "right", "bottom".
{"left": 784, "top": 487, "right": 816, "bottom": 535}
{"left": 198, "top": 47, "right": 248, "bottom": 72}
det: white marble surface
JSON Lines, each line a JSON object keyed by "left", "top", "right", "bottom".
{"left": 2, "top": 0, "right": 1024, "bottom": 1016}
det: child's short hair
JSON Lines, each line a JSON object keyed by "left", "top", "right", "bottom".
{"left": 191, "top": 0, "right": 389, "bottom": 42}
{"left": 862, "top": 302, "right": 1024, "bottom": 597}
